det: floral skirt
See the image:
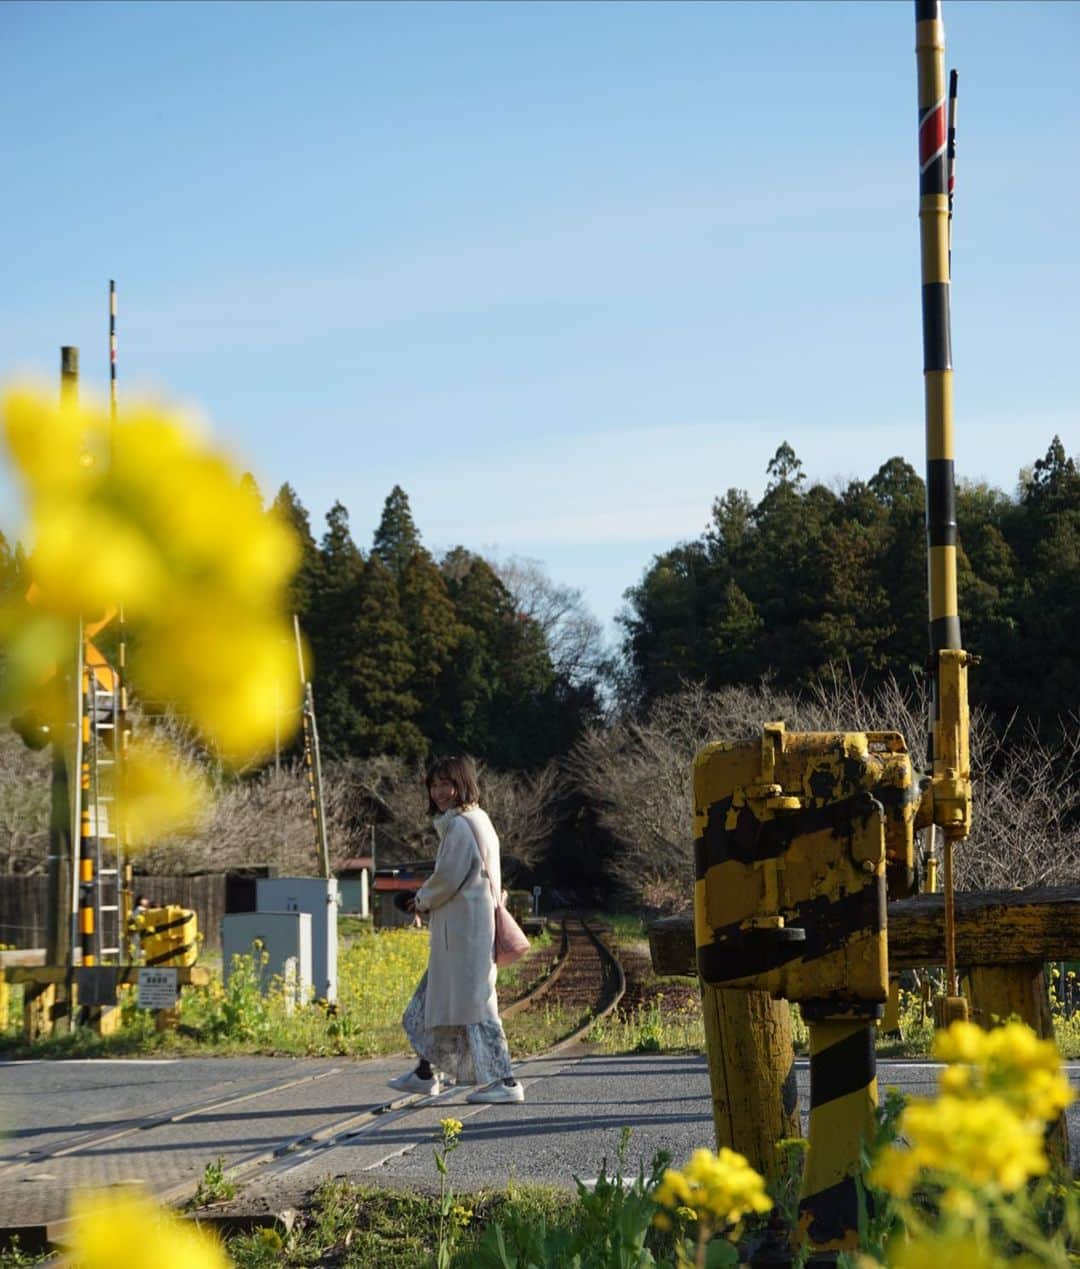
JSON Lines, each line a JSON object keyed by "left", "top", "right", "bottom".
{"left": 402, "top": 971, "right": 513, "bottom": 1085}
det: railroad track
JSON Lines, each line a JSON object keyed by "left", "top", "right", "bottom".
{"left": 0, "top": 913, "right": 625, "bottom": 1243}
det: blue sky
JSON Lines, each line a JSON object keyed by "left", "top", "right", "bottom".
{"left": 2, "top": 0, "right": 1077, "bottom": 638}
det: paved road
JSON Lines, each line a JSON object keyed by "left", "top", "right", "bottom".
{"left": 2, "top": 1051, "right": 1078, "bottom": 1237}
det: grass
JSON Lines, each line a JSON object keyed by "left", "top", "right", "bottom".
{"left": 4, "top": 918, "right": 1078, "bottom": 1064}
{"left": 218, "top": 1174, "right": 640, "bottom": 1269}
{"left": 0, "top": 923, "right": 565, "bottom": 1061}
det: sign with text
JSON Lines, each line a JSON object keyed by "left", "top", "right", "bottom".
{"left": 137, "top": 967, "right": 178, "bottom": 1009}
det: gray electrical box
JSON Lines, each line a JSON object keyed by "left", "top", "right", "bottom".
{"left": 222, "top": 911, "right": 312, "bottom": 1005}
{"left": 256, "top": 877, "right": 339, "bottom": 1003}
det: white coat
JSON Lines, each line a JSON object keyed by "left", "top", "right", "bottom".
{"left": 414, "top": 806, "right": 501, "bottom": 1028}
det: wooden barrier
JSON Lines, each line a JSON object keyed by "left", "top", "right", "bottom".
{"left": 1, "top": 964, "right": 211, "bottom": 1042}
{"left": 701, "top": 986, "right": 801, "bottom": 1182}
{"left": 649, "top": 885, "right": 1080, "bottom": 1172}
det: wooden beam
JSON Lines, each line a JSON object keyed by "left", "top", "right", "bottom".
{"left": 0, "top": 948, "right": 47, "bottom": 968}
{"left": 649, "top": 885, "right": 1080, "bottom": 977}
{"left": 2, "top": 965, "right": 211, "bottom": 987}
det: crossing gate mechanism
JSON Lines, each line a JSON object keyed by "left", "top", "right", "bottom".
{"left": 693, "top": 723, "right": 921, "bottom": 1254}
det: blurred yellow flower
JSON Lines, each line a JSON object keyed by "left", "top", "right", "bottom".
{"left": 65, "top": 1186, "right": 230, "bottom": 1268}
{"left": 870, "top": 1093, "right": 1048, "bottom": 1198}
{"left": 883, "top": 1230, "right": 1039, "bottom": 1269}
{"left": 1, "top": 384, "right": 302, "bottom": 768}
{"left": 653, "top": 1146, "right": 771, "bottom": 1232}
{"left": 123, "top": 735, "right": 207, "bottom": 845}
{"left": 931, "top": 1019, "right": 1074, "bottom": 1125}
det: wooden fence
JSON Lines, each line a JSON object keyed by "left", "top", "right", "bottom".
{"left": 0, "top": 874, "right": 229, "bottom": 954}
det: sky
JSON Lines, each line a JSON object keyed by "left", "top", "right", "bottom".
{"left": 2, "top": 0, "right": 1077, "bottom": 641}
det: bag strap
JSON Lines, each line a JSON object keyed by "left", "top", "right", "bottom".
{"left": 459, "top": 811, "right": 500, "bottom": 907}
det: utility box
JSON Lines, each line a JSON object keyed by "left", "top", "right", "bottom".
{"left": 256, "top": 877, "right": 338, "bottom": 1003}
{"left": 222, "top": 910, "right": 312, "bottom": 1005}
{"left": 336, "top": 856, "right": 372, "bottom": 918}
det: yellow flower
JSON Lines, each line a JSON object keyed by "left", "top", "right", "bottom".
{"left": 653, "top": 1147, "right": 771, "bottom": 1230}
{"left": 932, "top": 1019, "right": 985, "bottom": 1066}
{"left": 931, "top": 1019, "right": 1074, "bottom": 1126}
{"left": 2, "top": 386, "right": 301, "bottom": 767}
{"left": 439, "top": 1117, "right": 463, "bottom": 1142}
{"left": 871, "top": 1094, "right": 1048, "bottom": 1197}
{"left": 886, "top": 1230, "right": 1041, "bottom": 1269}
{"left": 123, "top": 736, "right": 207, "bottom": 846}
{"left": 65, "top": 1187, "right": 230, "bottom": 1268}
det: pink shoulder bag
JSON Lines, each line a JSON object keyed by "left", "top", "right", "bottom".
{"left": 462, "top": 815, "right": 529, "bottom": 968}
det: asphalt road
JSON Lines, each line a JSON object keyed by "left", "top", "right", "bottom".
{"left": 2, "top": 1050, "right": 1078, "bottom": 1234}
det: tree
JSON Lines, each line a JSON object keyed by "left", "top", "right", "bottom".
{"left": 349, "top": 556, "right": 425, "bottom": 760}
{"left": 271, "top": 483, "right": 321, "bottom": 621}
{"left": 372, "top": 485, "right": 422, "bottom": 580}
{"left": 440, "top": 549, "right": 559, "bottom": 767}
{"left": 309, "top": 502, "right": 365, "bottom": 756}
{"left": 399, "top": 548, "right": 463, "bottom": 747}
{"left": 489, "top": 555, "right": 609, "bottom": 689}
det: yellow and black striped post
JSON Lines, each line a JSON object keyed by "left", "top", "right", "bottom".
{"left": 797, "top": 1014, "right": 878, "bottom": 1259}
{"left": 916, "top": 0, "right": 971, "bottom": 1020}
{"left": 79, "top": 676, "right": 96, "bottom": 967}
{"left": 295, "top": 615, "right": 331, "bottom": 878}
{"left": 917, "top": 0, "right": 959, "bottom": 666}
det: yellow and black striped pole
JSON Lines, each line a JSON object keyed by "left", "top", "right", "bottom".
{"left": 109, "top": 281, "right": 117, "bottom": 438}
{"left": 295, "top": 615, "right": 331, "bottom": 878}
{"left": 79, "top": 685, "right": 96, "bottom": 966}
{"left": 109, "top": 280, "right": 134, "bottom": 946}
{"left": 917, "top": 0, "right": 958, "bottom": 661}
{"left": 797, "top": 1016, "right": 878, "bottom": 1258}
{"left": 916, "top": 0, "right": 971, "bottom": 1018}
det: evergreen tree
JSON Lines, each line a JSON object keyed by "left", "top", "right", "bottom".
{"left": 440, "top": 549, "right": 558, "bottom": 767}
{"left": 399, "top": 548, "right": 463, "bottom": 747}
{"left": 271, "top": 483, "right": 320, "bottom": 621}
{"left": 309, "top": 502, "right": 365, "bottom": 756}
{"left": 372, "top": 485, "right": 422, "bottom": 580}
{"left": 350, "top": 556, "right": 425, "bottom": 760}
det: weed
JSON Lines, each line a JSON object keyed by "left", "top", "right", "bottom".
{"left": 0, "top": 1236, "right": 48, "bottom": 1268}
{"left": 434, "top": 1117, "right": 465, "bottom": 1269}
{"left": 590, "top": 995, "right": 704, "bottom": 1055}
{"left": 188, "top": 1156, "right": 238, "bottom": 1209}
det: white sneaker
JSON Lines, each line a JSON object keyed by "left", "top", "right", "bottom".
{"left": 465, "top": 1080, "right": 525, "bottom": 1104}
{"left": 388, "top": 1070, "right": 441, "bottom": 1096}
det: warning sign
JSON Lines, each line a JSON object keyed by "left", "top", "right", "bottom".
{"left": 137, "top": 967, "right": 179, "bottom": 1009}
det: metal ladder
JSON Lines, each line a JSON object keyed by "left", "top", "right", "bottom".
{"left": 82, "top": 659, "right": 125, "bottom": 962}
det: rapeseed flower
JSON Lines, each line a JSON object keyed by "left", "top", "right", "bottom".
{"left": 870, "top": 1093, "right": 1048, "bottom": 1198}
{"left": 652, "top": 1146, "right": 772, "bottom": 1234}
{"left": 933, "top": 1019, "right": 1074, "bottom": 1125}
{"left": 858, "top": 1231, "right": 1040, "bottom": 1269}
{"left": 2, "top": 385, "right": 301, "bottom": 771}
{"left": 439, "top": 1117, "right": 464, "bottom": 1142}
{"left": 65, "top": 1186, "right": 230, "bottom": 1268}
{"left": 123, "top": 734, "right": 206, "bottom": 844}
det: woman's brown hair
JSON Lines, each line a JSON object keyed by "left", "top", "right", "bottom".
{"left": 426, "top": 753, "right": 481, "bottom": 814}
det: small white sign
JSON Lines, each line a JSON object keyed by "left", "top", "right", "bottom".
{"left": 532, "top": 885, "right": 542, "bottom": 896}
{"left": 137, "top": 967, "right": 179, "bottom": 1009}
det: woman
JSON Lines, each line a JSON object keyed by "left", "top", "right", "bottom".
{"left": 388, "top": 754, "right": 523, "bottom": 1104}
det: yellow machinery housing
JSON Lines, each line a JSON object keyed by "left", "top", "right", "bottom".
{"left": 131, "top": 905, "right": 199, "bottom": 968}
{"left": 694, "top": 723, "right": 919, "bottom": 1012}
